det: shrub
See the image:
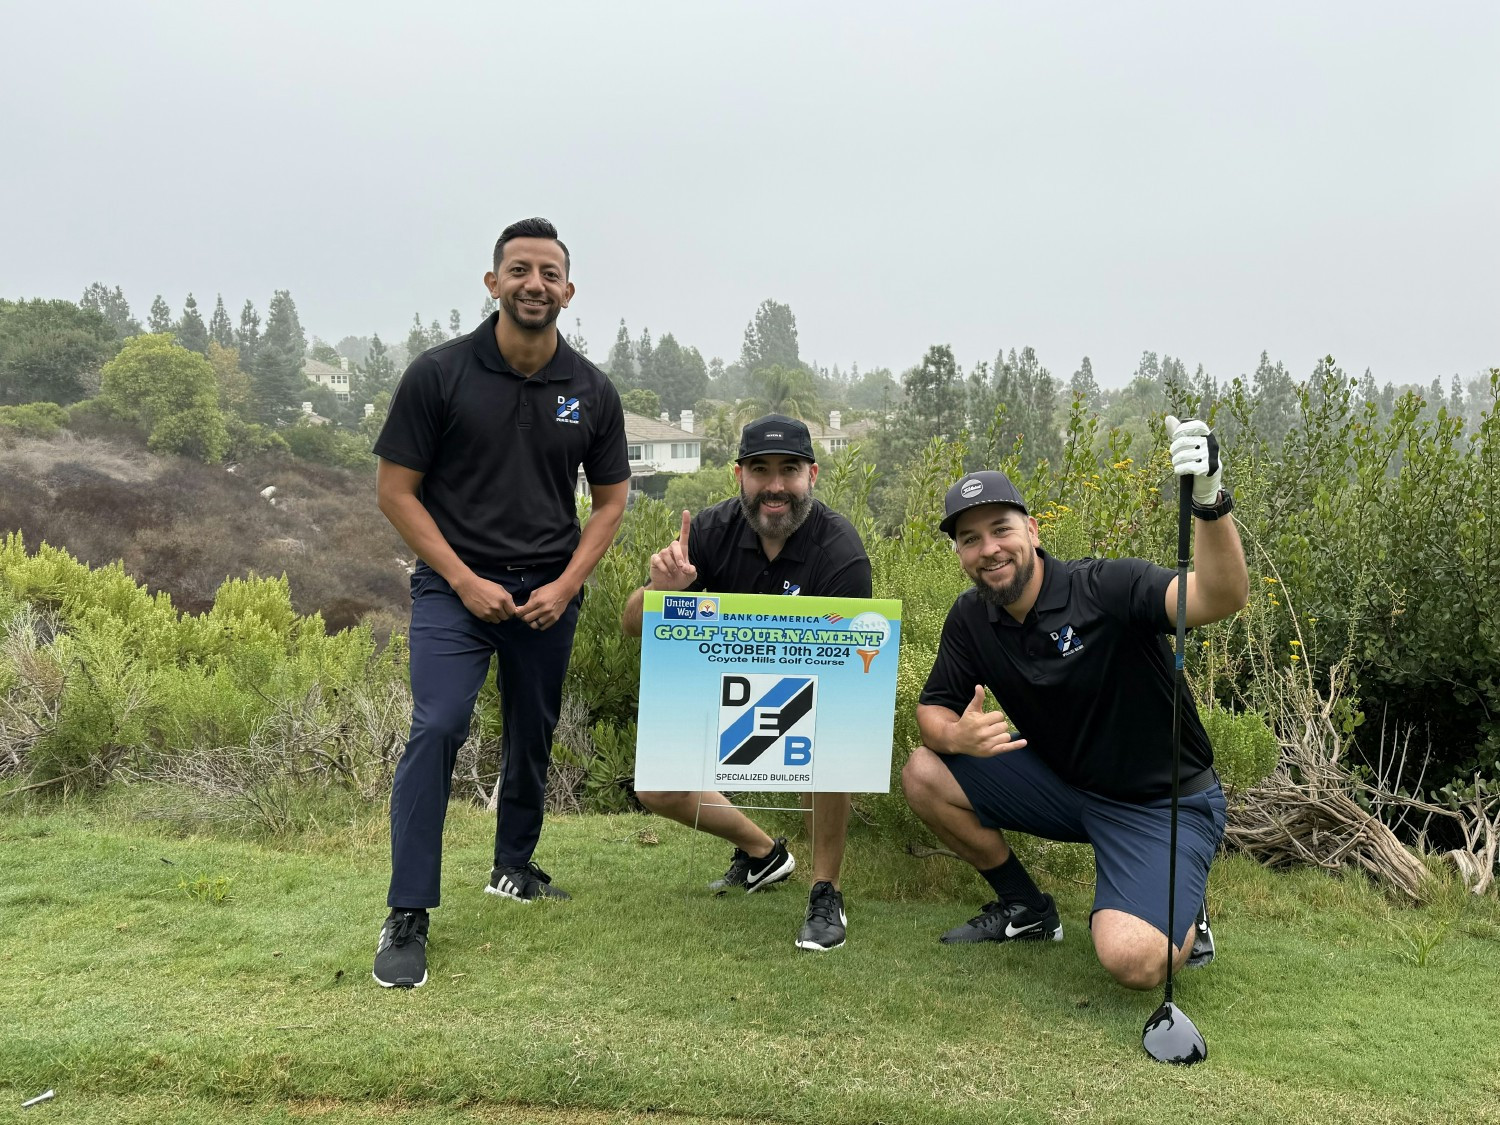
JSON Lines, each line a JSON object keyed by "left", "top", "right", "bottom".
{"left": 0, "top": 402, "right": 69, "bottom": 439}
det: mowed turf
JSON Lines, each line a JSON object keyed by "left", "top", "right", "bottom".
{"left": 3, "top": 797, "right": 1499, "bottom": 1125}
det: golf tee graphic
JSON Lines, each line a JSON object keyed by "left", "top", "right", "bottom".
{"left": 635, "top": 592, "right": 901, "bottom": 792}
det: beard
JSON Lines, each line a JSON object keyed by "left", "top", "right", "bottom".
{"left": 970, "top": 549, "right": 1036, "bottom": 608}
{"left": 499, "top": 292, "right": 562, "bottom": 332}
{"left": 739, "top": 487, "right": 814, "bottom": 540}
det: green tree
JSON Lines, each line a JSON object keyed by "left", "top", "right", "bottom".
{"left": 635, "top": 327, "right": 656, "bottom": 389}
{"left": 360, "top": 333, "right": 397, "bottom": 399}
{"left": 406, "top": 313, "right": 440, "bottom": 362}
{"left": 697, "top": 404, "right": 739, "bottom": 467}
{"left": 309, "top": 338, "right": 342, "bottom": 365}
{"left": 449, "top": 308, "right": 463, "bottom": 338}
{"left": 651, "top": 333, "right": 708, "bottom": 414}
{"left": 663, "top": 463, "right": 738, "bottom": 513}
{"left": 902, "top": 344, "right": 964, "bottom": 439}
{"left": 606, "top": 319, "right": 636, "bottom": 387}
{"left": 208, "top": 294, "right": 235, "bottom": 349}
{"left": 739, "top": 363, "right": 819, "bottom": 422}
{"left": 480, "top": 295, "right": 497, "bottom": 320}
{"left": 205, "top": 341, "right": 253, "bottom": 420}
{"left": 0, "top": 298, "right": 119, "bottom": 406}
{"left": 176, "top": 293, "right": 209, "bottom": 354}
{"left": 1250, "top": 351, "right": 1297, "bottom": 448}
{"left": 741, "top": 299, "right": 801, "bottom": 374}
{"left": 253, "top": 290, "right": 307, "bottom": 425}
{"left": 1069, "top": 356, "right": 1100, "bottom": 407}
{"left": 147, "top": 295, "right": 173, "bottom": 334}
{"left": 848, "top": 366, "right": 899, "bottom": 411}
{"left": 620, "top": 388, "right": 661, "bottom": 418}
{"left": 98, "top": 334, "right": 229, "bottom": 461}
{"left": 991, "top": 346, "right": 1061, "bottom": 469}
{"left": 79, "top": 283, "right": 142, "bottom": 341}
{"left": 235, "top": 300, "right": 261, "bottom": 371}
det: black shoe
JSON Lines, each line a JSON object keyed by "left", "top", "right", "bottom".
{"left": 939, "top": 895, "right": 1063, "bottom": 944}
{"left": 744, "top": 837, "right": 795, "bottom": 893}
{"left": 372, "top": 909, "right": 429, "bottom": 988}
{"left": 1187, "top": 901, "right": 1215, "bottom": 968}
{"left": 795, "top": 881, "right": 847, "bottom": 951}
{"left": 709, "top": 848, "right": 751, "bottom": 895}
{"left": 485, "top": 861, "right": 572, "bottom": 902}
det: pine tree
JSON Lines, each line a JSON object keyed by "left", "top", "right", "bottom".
{"left": 741, "top": 299, "right": 801, "bottom": 374}
{"left": 208, "top": 294, "right": 235, "bottom": 348}
{"left": 176, "top": 293, "right": 209, "bottom": 353}
{"left": 406, "top": 313, "right": 430, "bottom": 362}
{"left": 480, "top": 295, "right": 497, "bottom": 320}
{"left": 606, "top": 319, "right": 635, "bottom": 387}
{"left": 449, "top": 308, "right": 463, "bottom": 338}
{"left": 253, "top": 290, "right": 308, "bottom": 425}
{"left": 236, "top": 300, "right": 261, "bottom": 370}
{"left": 1070, "top": 356, "right": 1100, "bottom": 406}
{"left": 147, "top": 295, "right": 173, "bottom": 334}
{"left": 361, "top": 333, "right": 397, "bottom": 399}
{"left": 79, "top": 283, "right": 142, "bottom": 341}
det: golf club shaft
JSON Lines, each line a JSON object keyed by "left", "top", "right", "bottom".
{"left": 1165, "top": 474, "right": 1192, "bottom": 1004}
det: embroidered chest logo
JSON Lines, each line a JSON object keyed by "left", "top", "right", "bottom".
{"left": 1051, "top": 625, "right": 1084, "bottom": 657}
{"left": 555, "top": 396, "right": 581, "bottom": 424}
{"left": 783, "top": 580, "right": 801, "bottom": 596}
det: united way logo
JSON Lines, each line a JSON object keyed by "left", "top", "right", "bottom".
{"left": 555, "top": 396, "right": 581, "bottom": 424}
{"left": 696, "top": 598, "right": 719, "bottom": 620}
{"left": 1052, "top": 624, "right": 1083, "bottom": 656}
{"left": 718, "top": 675, "right": 818, "bottom": 769}
{"left": 663, "top": 595, "right": 700, "bottom": 620}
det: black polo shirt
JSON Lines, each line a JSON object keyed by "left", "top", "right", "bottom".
{"left": 920, "top": 549, "right": 1214, "bottom": 802}
{"left": 374, "top": 314, "right": 630, "bottom": 574}
{"left": 683, "top": 497, "right": 872, "bottom": 599}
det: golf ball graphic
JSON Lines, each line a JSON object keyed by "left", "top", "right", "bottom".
{"left": 848, "top": 611, "right": 890, "bottom": 648}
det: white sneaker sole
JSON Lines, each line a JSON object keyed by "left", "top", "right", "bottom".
{"left": 484, "top": 884, "right": 535, "bottom": 903}
{"left": 746, "top": 851, "right": 795, "bottom": 893}
{"left": 372, "top": 968, "right": 427, "bottom": 988}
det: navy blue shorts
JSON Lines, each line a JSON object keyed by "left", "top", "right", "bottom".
{"left": 942, "top": 746, "right": 1226, "bottom": 941}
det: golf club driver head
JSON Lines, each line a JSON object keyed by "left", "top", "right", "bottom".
{"left": 1142, "top": 1001, "right": 1208, "bottom": 1065}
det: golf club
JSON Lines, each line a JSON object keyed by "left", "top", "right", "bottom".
{"left": 1141, "top": 473, "right": 1209, "bottom": 1065}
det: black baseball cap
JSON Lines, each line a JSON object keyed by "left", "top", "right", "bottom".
{"left": 940, "top": 470, "right": 1028, "bottom": 538}
{"left": 737, "top": 414, "right": 817, "bottom": 463}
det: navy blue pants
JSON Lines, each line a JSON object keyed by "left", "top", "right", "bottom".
{"left": 387, "top": 564, "right": 580, "bottom": 909}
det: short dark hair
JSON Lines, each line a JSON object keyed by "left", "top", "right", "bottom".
{"left": 493, "top": 217, "right": 570, "bottom": 276}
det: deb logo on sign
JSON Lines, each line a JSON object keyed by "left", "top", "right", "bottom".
{"left": 718, "top": 674, "right": 818, "bottom": 767}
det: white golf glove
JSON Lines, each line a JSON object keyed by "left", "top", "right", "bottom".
{"left": 1166, "top": 415, "right": 1222, "bottom": 507}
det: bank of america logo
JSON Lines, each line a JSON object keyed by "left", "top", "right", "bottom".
{"left": 717, "top": 674, "right": 818, "bottom": 766}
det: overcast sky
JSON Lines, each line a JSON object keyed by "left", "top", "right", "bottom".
{"left": 3, "top": 2, "right": 1496, "bottom": 389}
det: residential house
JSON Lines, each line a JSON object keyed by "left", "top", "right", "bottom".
{"left": 577, "top": 411, "right": 702, "bottom": 494}
{"left": 304, "top": 357, "right": 352, "bottom": 403}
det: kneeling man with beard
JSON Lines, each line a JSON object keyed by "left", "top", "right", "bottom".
{"left": 903, "top": 419, "right": 1247, "bottom": 989}
{"left": 623, "top": 415, "right": 872, "bottom": 951}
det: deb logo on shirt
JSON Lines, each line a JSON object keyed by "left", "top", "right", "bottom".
{"left": 1052, "top": 624, "right": 1084, "bottom": 656}
{"left": 555, "top": 396, "right": 581, "bottom": 424}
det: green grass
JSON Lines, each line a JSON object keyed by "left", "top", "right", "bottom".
{"left": 3, "top": 793, "right": 1499, "bottom": 1125}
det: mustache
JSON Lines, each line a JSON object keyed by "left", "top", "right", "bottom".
{"left": 754, "top": 492, "right": 795, "bottom": 507}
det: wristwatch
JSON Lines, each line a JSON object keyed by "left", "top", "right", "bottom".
{"left": 1191, "top": 488, "right": 1234, "bottom": 521}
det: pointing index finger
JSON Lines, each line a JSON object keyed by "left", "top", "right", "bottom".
{"left": 680, "top": 509, "right": 692, "bottom": 553}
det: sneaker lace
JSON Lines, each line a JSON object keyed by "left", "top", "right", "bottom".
{"left": 968, "top": 901, "right": 1007, "bottom": 930}
{"left": 525, "top": 862, "right": 552, "bottom": 886}
{"left": 389, "top": 910, "right": 422, "bottom": 946}
{"left": 807, "top": 883, "right": 841, "bottom": 925}
{"left": 723, "top": 849, "right": 750, "bottom": 880}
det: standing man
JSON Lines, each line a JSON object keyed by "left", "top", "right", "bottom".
{"left": 622, "top": 415, "right": 872, "bottom": 951}
{"left": 902, "top": 417, "right": 1247, "bottom": 990}
{"left": 371, "top": 218, "right": 630, "bottom": 988}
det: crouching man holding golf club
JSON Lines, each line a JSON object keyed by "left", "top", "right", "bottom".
{"left": 902, "top": 417, "right": 1247, "bottom": 990}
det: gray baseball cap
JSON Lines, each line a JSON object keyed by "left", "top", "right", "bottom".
{"left": 940, "top": 470, "right": 1028, "bottom": 538}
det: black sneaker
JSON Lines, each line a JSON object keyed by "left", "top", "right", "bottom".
{"left": 1187, "top": 901, "right": 1215, "bottom": 968}
{"left": 372, "top": 909, "right": 429, "bottom": 988}
{"left": 939, "top": 895, "right": 1063, "bottom": 944}
{"left": 744, "top": 837, "right": 795, "bottom": 893}
{"left": 485, "top": 861, "right": 572, "bottom": 902}
{"left": 709, "top": 848, "right": 751, "bottom": 895}
{"left": 795, "top": 881, "right": 847, "bottom": 951}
